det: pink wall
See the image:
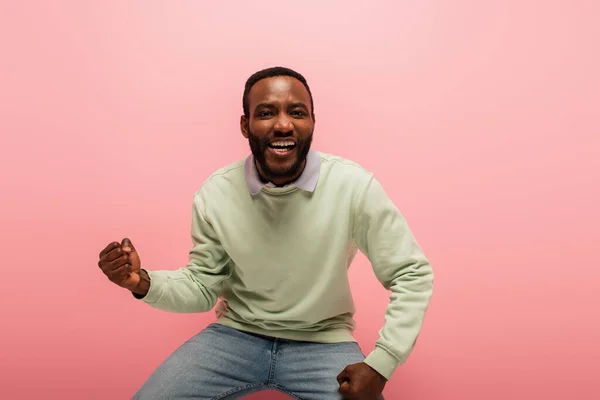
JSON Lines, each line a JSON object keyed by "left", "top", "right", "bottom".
{"left": 1, "top": 1, "right": 598, "bottom": 399}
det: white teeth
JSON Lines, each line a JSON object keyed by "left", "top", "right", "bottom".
{"left": 271, "top": 141, "right": 294, "bottom": 147}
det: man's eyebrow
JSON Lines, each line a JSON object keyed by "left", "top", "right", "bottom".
{"left": 253, "top": 102, "right": 309, "bottom": 112}
{"left": 254, "top": 103, "right": 276, "bottom": 110}
{"left": 288, "top": 102, "right": 308, "bottom": 109}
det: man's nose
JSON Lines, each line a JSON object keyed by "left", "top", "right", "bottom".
{"left": 274, "top": 114, "right": 294, "bottom": 133}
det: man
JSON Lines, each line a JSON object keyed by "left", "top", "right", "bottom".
{"left": 98, "top": 67, "right": 434, "bottom": 400}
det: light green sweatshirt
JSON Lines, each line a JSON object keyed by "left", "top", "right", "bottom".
{"left": 139, "top": 151, "right": 434, "bottom": 379}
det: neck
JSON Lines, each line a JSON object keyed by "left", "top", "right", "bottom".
{"left": 255, "top": 160, "right": 306, "bottom": 187}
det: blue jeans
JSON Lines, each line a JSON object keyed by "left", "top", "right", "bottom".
{"left": 132, "top": 323, "right": 384, "bottom": 399}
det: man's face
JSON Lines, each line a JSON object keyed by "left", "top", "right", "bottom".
{"left": 241, "top": 76, "right": 315, "bottom": 185}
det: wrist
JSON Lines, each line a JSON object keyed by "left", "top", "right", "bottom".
{"left": 131, "top": 269, "right": 151, "bottom": 296}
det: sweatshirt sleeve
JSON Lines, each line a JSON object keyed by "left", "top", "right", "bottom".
{"left": 137, "top": 192, "right": 232, "bottom": 313}
{"left": 352, "top": 175, "right": 434, "bottom": 380}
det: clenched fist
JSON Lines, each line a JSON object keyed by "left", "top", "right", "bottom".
{"left": 98, "top": 238, "right": 149, "bottom": 296}
{"left": 337, "top": 362, "right": 387, "bottom": 400}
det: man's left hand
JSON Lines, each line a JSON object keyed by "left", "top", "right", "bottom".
{"left": 337, "top": 362, "right": 387, "bottom": 399}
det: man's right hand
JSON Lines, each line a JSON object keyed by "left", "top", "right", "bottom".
{"left": 98, "top": 238, "right": 149, "bottom": 296}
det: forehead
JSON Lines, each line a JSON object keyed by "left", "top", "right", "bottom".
{"left": 248, "top": 76, "right": 311, "bottom": 109}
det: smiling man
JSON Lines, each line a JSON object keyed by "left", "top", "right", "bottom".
{"left": 97, "top": 67, "right": 434, "bottom": 400}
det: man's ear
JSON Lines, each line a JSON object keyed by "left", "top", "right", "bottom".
{"left": 240, "top": 115, "right": 249, "bottom": 138}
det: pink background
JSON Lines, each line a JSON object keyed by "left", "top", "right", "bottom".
{"left": 1, "top": 1, "right": 598, "bottom": 399}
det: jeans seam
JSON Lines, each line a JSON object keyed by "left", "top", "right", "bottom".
{"left": 211, "top": 382, "right": 267, "bottom": 400}
{"left": 268, "top": 340, "right": 278, "bottom": 383}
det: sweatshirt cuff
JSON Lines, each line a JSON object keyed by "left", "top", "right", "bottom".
{"left": 131, "top": 270, "right": 165, "bottom": 304}
{"left": 363, "top": 346, "right": 401, "bottom": 380}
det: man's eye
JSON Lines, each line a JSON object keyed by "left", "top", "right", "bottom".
{"left": 291, "top": 110, "right": 306, "bottom": 117}
{"left": 258, "top": 111, "right": 273, "bottom": 117}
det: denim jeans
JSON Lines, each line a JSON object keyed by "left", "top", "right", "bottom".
{"left": 132, "top": 323, "right": 385, "bottom": 399}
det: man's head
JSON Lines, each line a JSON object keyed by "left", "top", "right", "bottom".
{"left": 240, "top": 67, "right": 315, "bottom": 186}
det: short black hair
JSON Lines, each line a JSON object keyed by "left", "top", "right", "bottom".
{"left": 242, "top": 66, "right": 314, "bottom": 118}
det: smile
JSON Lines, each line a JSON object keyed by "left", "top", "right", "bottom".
{"left": 267, "top": 140, "right": 296, "bottom": 155}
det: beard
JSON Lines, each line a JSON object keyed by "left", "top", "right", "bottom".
{"left": 247, "top": 129, "right": 313, "bottom": 184}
